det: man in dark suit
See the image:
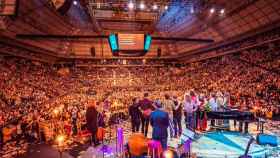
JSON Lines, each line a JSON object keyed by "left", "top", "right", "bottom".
{"left": 150, "top": 99, "right": 169, "bottom": 149}
{"left": 86, "top": 100, "right": 99, "bottom": 146}
{"left": 129, "top": 98, "right": 141, "bottom": 132}
{"left": 139, "top": 93, "right": 154, "bottom": 137}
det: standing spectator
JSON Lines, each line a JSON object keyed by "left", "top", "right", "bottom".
{"left": 150, "top": 99, "right": 169, "bottom": 149}
{"left": 0, "top": 116, "right": 3, "bottom": 150}
{"left": 71, "top": 107, "right": 78, "bottom": 136}
{"left": 128, "top": 98, "right": 141, "bottom": 132}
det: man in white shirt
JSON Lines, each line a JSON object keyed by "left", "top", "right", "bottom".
{"left": 209, "top": 93, "right": 217, "bottom": 127}
{"left": 184, "top": 93, "right": 198, "bottom": 130}
{"left": 163, "top": 94, "right": 175, "bottom": 138}
{"left": 209, "top": 93, "right": 218, "bottom": 111}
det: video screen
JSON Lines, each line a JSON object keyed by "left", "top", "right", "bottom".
{"left": 0, "top": 0, "right": 17, "bottom": 16}
{"left": 118, "top": 33, "right": 144, "bottom": 50}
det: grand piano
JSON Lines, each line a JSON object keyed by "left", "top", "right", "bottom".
{"left": 207, "top": 110, "right": 255, "bottom": 121}
{"left": 206, "top": 109, "right": 256, "bottom": 133}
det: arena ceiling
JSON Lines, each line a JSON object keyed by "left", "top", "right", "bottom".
{"left": 0, "top": 0, "right": 280, "bottom": 63}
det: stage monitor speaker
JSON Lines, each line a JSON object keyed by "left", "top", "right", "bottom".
{"left": 256, "top": 134, "right": 278, "bottom": 147}
{"left": 90, "top": 47, "right": 95, "bottom": 57}
{"left": 157, "top": 48, "right": 161, "bottom": 57}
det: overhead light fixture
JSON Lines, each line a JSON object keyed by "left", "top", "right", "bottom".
{"left": 153, "top": 4, "right": 158, "bottom": 10}
{"left": 190, "top": 6, "right": 194, "bottom": 14}
{"left": 139, "top": 3, "right": 145, "bottom": 10}
{"left": 220, "top": 9, "right": 225, "bottom": 14}
{"left": 165, "top": 5, "right": 168, "bottom": 10}
{"left": 210, "top": 8, "right": 215, "bottom": 14}
{"left": 97, "top": 2, "right": 101, "bottom": 9}
{"left": 128, "top": 2, "right": 134, "bottom": 10}
{"left": 73, "top": 0, "right": 78, "bottom": 5}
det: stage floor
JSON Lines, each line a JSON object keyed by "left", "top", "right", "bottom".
{"left": 10, "top": 120, "right": 280, "bottom": 158}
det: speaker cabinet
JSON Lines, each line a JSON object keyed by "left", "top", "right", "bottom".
{"left": 157, "top": 48, "right": 161, "bottom": 57}
{"left": 90, "top": 47, "right": 95, "bottom": 57}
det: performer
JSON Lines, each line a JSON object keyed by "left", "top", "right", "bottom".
{"left": 184, "top": 93, "right": 197, "bottom": 130}
{"left": 190, "top": 91, "right": 199, "bottom": 129}
{"left": 163, "top": 94, "right": 175, "bottom": 138}
{"left": 86, "top": 100, "right": 99, "bottom": 146}
{"left": 209, "top": 93, "right": 217, "bottom": 127}
{"left": 139, "top": 93, "right": 154, "bottom": 137}
{"left": 150, "top": 100, "right": 169, "bottom": 149}
{"left": 128, "top": 98, "right": 141, "bottom": 132}
{"left": 172, "top": 96, "right": 182, "bottom": 137}
{"left": 196, "top": 96, "right": 205, "bottom": 131}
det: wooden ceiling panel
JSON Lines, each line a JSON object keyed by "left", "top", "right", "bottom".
{"left": 0, "top": 0, "right": 279, "bottom": 61}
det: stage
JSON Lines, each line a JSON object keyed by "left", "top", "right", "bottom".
{"left": 12, "top": 120, "right": 280, "bottom": 158}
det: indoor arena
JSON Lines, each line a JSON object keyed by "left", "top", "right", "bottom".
{"left": 0, "top": 0, "right": 280, "bottom": 158}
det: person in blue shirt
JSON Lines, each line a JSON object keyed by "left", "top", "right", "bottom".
{"left": 150, "top": 99, "right": 170, "bottom": 149}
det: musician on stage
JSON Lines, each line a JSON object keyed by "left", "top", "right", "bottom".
{"left": 139, "top": 93, "right": 154, "bottom": 137}
{"left": 163, "top": 94, "right": 175, "bottom": 138}
{"left": 86, "top": 100, "right": 99, "bottom": 146}
{"left": 184, "top": 93, "right": 198, "bottom": 130}
{"left": 128, "top": 98, "right": 141, "bottom": 133}
{"left": 172, "top": 96, "right": 182, "bottom": 137}
{"left": 209, "top": 93, "right": 218, "bottom": 127}
{"left": 150, "top": 99, "right": 169, "bottom": 149}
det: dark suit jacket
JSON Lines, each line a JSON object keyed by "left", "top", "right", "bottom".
{"left": 150, "top": 109, "right": 169, "bottom": 139}
{"left": 86, "top": 107, "right": 98, "bottom": 133}
{"left": 129, "top": 103, "right": 141, "bottom": 123}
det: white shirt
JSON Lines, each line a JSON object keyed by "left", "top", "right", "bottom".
{"left": 209, "top": 97, "right": 218, "bottom": 111}
{"left": 184, "top": 100, "right": 198, "bottom": 113}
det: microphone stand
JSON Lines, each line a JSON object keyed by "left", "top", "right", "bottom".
{"left": 238, "top": 137, "right": 255, "bottom": 158}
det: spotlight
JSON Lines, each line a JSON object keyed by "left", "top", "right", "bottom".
{"left": 165, "top": 5, "right": 168, "bottom": 10}
{"left": 220, "top": 9, "right": 225, "bottom": 14}
{"left": 73, "top": 0, "right": 78, "bottom": 5}
{"left": 128, "top": 2, "right": 134, "bottom": 10}
{"left": 139, "top": 3, "right": 145, "bottom": 10}
{"left": 210, "top": 8, "right": 215, "bottom": 14}
{"left": 153, "top": 4, "right": 158, "bottom": 10}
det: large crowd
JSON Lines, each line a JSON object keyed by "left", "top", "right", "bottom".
{"left": 0, "top": 31, "right": 280, "bottom": 157}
